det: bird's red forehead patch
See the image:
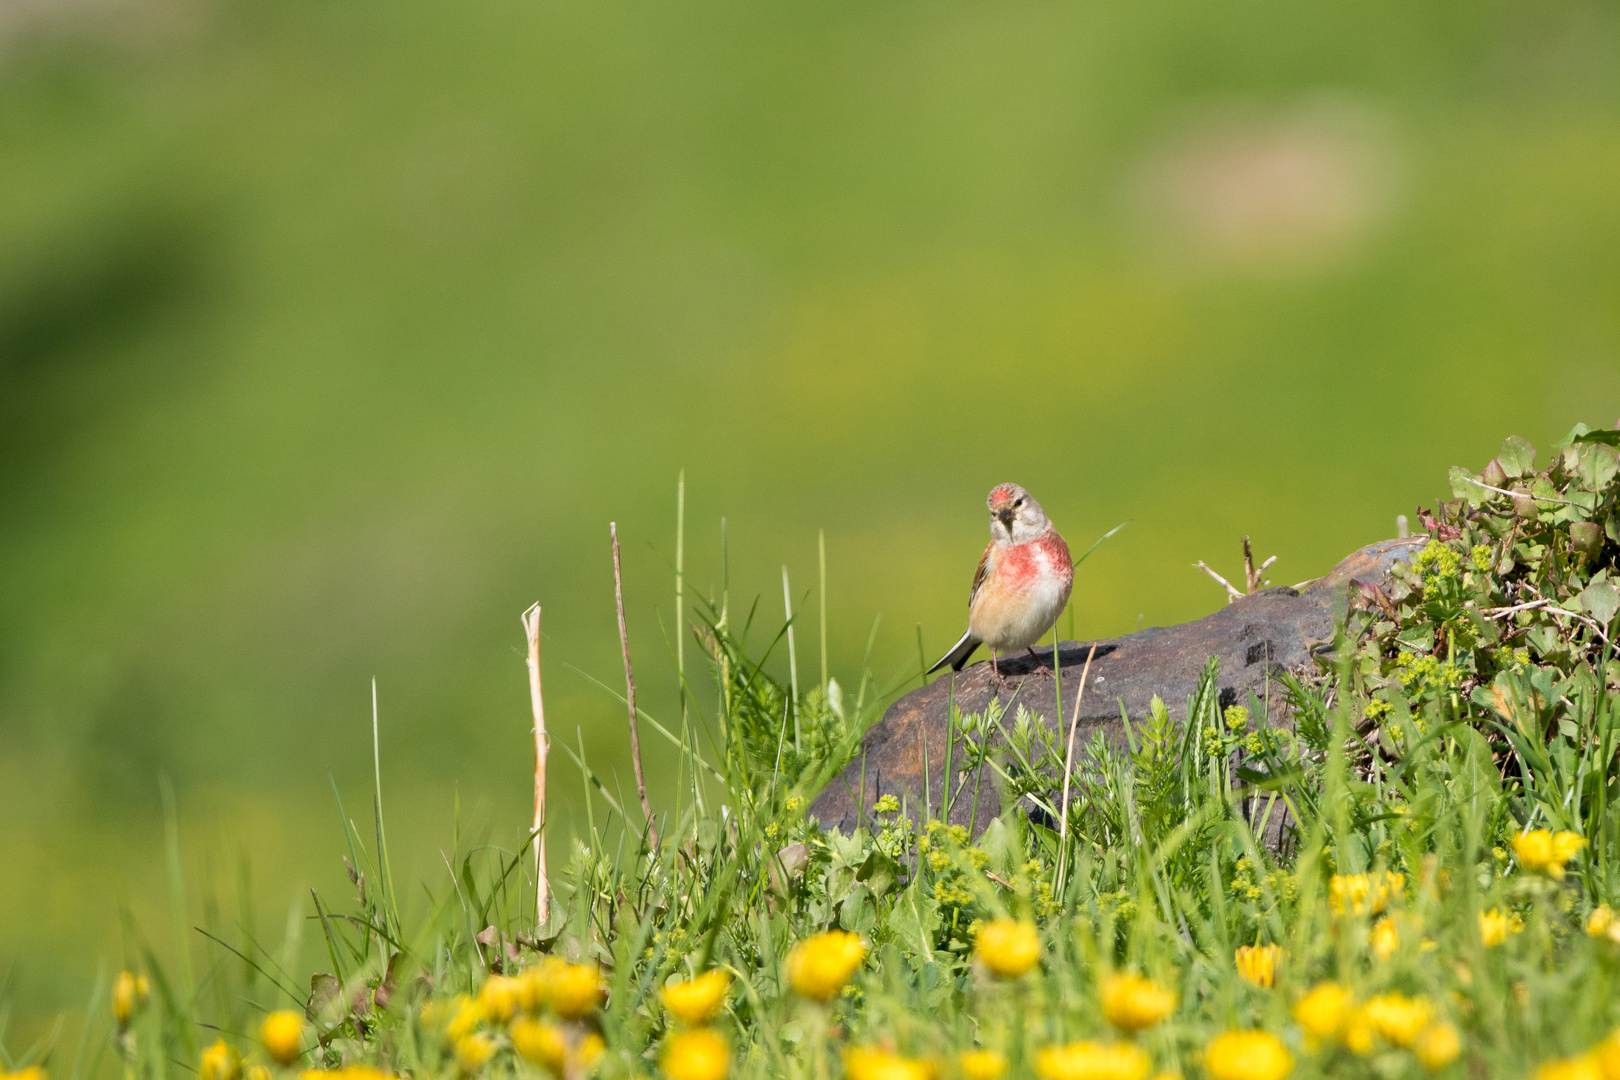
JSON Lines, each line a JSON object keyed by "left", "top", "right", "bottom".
{"left": 988, "top": 483, "right": 1021, "bottom": 508}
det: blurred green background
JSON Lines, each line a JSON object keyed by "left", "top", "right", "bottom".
{"left": 2, "top": 0, "right": 1618, "bottom": 1050}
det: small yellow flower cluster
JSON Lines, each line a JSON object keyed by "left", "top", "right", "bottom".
{"left": 299, "top": 1066, "right": 396, "bottom": 1080}
{"left": 844, "top": 1046, "right": 937, "bottom": 1080}
{"left": 662, "top": 1029, "right": 729, "bottom": 1080}
{"left": 1234, "top": 945, "right": 1281, "bottom": 988}
{"left": 662, "top": 969, "right": 731, "bottom": 1025}
{"left": 1587, "top": 905, "right": 1620, "bottom": 943}
{"left": 1100, "top": 972, "right": 1176, "bottom": 1032}
{"left": 1533, "top": 1030, "right": 1620, "bottom": 1080}
{"left": 1370, "top": 916, "right": 1400, "bottom": 960}
{"left": 1479, "top": 908, "right": 1523, "bottom": 946}
{"left": 261, "top": 1011, "right": 306, "bottom": 1067}
{"left": 201, "top": 1039, "right": 243, "bottom": 1080}
{"left": 1292, "top": 984, "right": 1458, "bottom": 1069}
{"left": 958, "top": 1049, "right": 1008, "bottom": 1080}
{"left": 974, "top": 919, "right": 1040, "bottom": 978}
{"left": 786, "top": 930, "right": 867, "bottom": 1000}
{"left": 1, "top": 1067, "right": 49, "bottom": 1080}
{"left": 1204, "top": 1031, "right": 1292, "bottom": 1080}
{"left": 1512, "top": 829, "right": 1588, "bottom": 878}
{"left": 1329, "top": 872, "right": 1404, "bottom": 916}
{"left": 112, "top": 971, "right": 150, "bottom": 1027}
{"left": 416, "top": 958, "right": 605, "bottom": 1077}
{"left": 1035, "top": 1040, "right": 1150, "bottom": 1080}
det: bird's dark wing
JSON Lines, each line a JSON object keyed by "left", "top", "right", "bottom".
{"left": 968, "top": 541, "right": 996, "bottom": 608}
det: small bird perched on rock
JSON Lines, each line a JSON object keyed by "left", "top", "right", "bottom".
{"left": 928, "top": 483, "right": 1073, "bottom": 678}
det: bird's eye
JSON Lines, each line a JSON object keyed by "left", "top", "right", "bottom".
{"left": 1014, "top": 498, "right": 1023, "bottom": 507}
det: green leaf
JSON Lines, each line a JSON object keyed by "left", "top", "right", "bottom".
{"left": 1572, "top": 428, "right": 1620, "bottom": 447}
{"left": 1449, "top": 466, "right": 1486, "bottom": 507}
{"left": 1579, "top": 580, "right": 1620, "bottom": 626}
{"left": 1576, "top": 442, "right": 1619, "bottom": 491}
{"left": 1498, "top": 435, "right": 1537, "bottom": 477}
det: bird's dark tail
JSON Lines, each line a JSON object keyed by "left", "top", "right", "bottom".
{"left": 926, "top": 630, "right": 982, "bottom": 675}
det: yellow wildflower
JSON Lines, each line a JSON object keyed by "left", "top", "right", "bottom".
{"left": 1342, "top": 1006, "right": 1377, "bottom": 1057}
{"left": 1594, "top": 1031, "right": 1620, "bottom": 1080}
{"left": 1413, "top": 1023, "right": 1461, "bottom": 1071}
{"left": 1203, "top": 1031, "right": 1293, "bottom": 1080}
{"left": 974, "top": 919, "right": 1040, "bottom": 979}
{"left": 1235, "top": 945, "right": 1280, "bottom": 988}
{"left": 959, "top": 1049, "right": 1008, "bottom": 1080}
{"left": 246, "top": 1066, "right": 271, "bottom": 1080}
{"left": 442, "top": 994, "right": 481, "bottom": 1040}
{"left": 1587, "top": 906, "right": 1614, "bottom": 937}
{"left": 1479, "top": 908, "right": 1523, "bottom": 947}
{"left": 785, "top": 931, "right": 866, "bottom": 1000}
{"left": 1364, "top": 993, "right": 1432, "bottom": 1048}
{"left": 576, "top": 1033, "right": 605, "bottom": 1071}
{"left": 1513, "top": 830, "right": 1588, "bottom": 878}
{"left": 663, "top": 1028, "right": 731, "bottom": 1080}
{"left": 455, "top": 1033, "right": 495, "bottom": 1073}
{"left": 1101, "top": 971, "right": 1175, "bottom": 1031}
{"left": 200, "top": 1040, "right": 241, "bottom": 1080}
{"left": 1371, "top": 916, "right": 1400, "bottom": 960}
{"left": 260, "top": 1010, "right": 306, "bottom": 1067}
{"left": 1533, "top": 1055, "right": 1604, "bottom": 1080}
{"left": 663, "top": 970, "right": 732, "bottom": 1025}
{"left": 843, "top": 1046, "right": 938, "bottom": 1080}
{"left": 549, "top": 962, "right": 604, "bottom": 1019}
{"left": 511, "top": 1018, "right": 568, "bottom": 1074}
{"left": 1293, "top": 982, "right": 1351, "bottom": 1045}
{"left": 111, "top": 971, "right": 149, "bottom": 1026}
{"left": 1034, "top": 1040, "right": 1150, "bottom": 1080}
{"left": 477, "top": 975, "right": 522, "bottom": 1023}
{"left": 3, "top": 1069, "right": 48, "bottom": 1080}
{"left": 1329, "top": 872, "right": 1404, "bottom": 915}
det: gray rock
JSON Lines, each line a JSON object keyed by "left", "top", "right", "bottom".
{"left": 809, "top": 537, "right": 1423, "bottom": 837}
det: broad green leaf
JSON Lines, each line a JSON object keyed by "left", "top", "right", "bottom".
{"left": 1449, "top": 466, "right": 1486, "bottom": 507}
{"left": 1498, "top": 435, "right": 1537, "bottom": 477}
{"left": 1580, "top": 580, "right": 1620, "bottom": 626}
{"left": 1572, "top": 428, "right": 1620, "bottom": 447}
{"left": 1576, "top": 441, "right": 1619, "bottom": 491}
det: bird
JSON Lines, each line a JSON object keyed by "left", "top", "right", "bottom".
{"left": 928, "top": 483, "right": 1074, "bottom": 678}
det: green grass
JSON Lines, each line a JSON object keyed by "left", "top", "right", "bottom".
{"left": 11, "top": 428, "right": 1620, "bottom": 1080}
{"left": 4, "top": 0, "right": 1620, "bottom": 1048}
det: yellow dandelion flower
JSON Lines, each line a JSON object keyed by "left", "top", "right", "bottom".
{"left": 111, "top": 972, "right": 149, "bottom": 1026}
{"left": 959, "top": 1049, "right": 1008, "bottom": 1080}
{"left": 477, "top": 975, "right": 522, "bottom": 1023}
{"left": 1593, "top": 1031, "right": 1620, "bottom": 1080}
{"left": 663, "top": 1028, "right": 731, "bottom": 1080}
{"left": 575, "top": 1032, "right": 605, "bottom": 1071}
{"left": 1101, "top": 971, "right": 1175, "bottom": 1032}
{"left": 1235, "top": 945, "right": 1280, "bottom": 988}
{"left": 843, "top": 1046, "right": 938, "bottom": 1080}
{"left": 511, "top": 1019, "right": 568, "bottom": 1074}
{"left": 1479, "top": 908, "right": 1523, "bottom": 947}
{"left": 200, "top": 1040, "right": 241, "bottom": 1080}
{"left": 1203, "top": 1031, "right": 1293, "bottom": 1080}
{"left": 455, "top": 1033, "right": 495, "bottom": 1073}
{"left": 441, "top": 994, "right": 481, "bottom": 1040}
{"left": 1533, "top": 1055, "right": 1604, "bottom": 1080}
{"left": 1329, "top": 872, "right": 1404, "bottom": 915}
{"left": 1413, "top": 1023, "right": 1461, "bottom": 1071}
{"left": 1587, "top": 906, "right": 1614, "bottom": 938}
{"left": 1033, "top": 1040, "right": 1150, "bottom": 1080}
{"left": 1342, "top": 1006, "right": 1377, "bottom": 1057}
{"left": 785, "top": 931, "right": 866, "bottom": 1000}
{"left": 3, "top": 1068, "right": 49, "bottom": 1080}
{"left": 550, "top": 962, "right": 604, "bottom": 1019}
{"left": 662, "top": 970, "right": 732, "bottom": 1025}
{"left": 974, "top": 919, "right": 1040, "bottom": 979}
{"left": 1293, "top": 982, "right": 1351, "bottom": 1045}
{"left": 260, "top": 1010, "right": 305, "bottom": 1067}
{"left": 1364, "top": 993, "right": 1433, "bottom": 1048}
{"left": 1370, "top": 916, "right": 1400, "bottom": 960}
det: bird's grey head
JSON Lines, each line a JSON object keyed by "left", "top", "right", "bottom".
{"left": 987, "top": 483, "right": 1050, "bottom": 544}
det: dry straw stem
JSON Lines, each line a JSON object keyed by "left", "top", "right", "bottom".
{"left": 1059, "top": 642, "right": 1099, "bottom": 849}
{"left": 522, "top": 603, "right": 549, "bottom": 926}
{"left": 611, "top": 523, "right": 659, "bottom": 847}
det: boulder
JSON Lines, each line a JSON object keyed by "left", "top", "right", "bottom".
{"left": 808, "top": 537, "right": 1424, "bottom": 837}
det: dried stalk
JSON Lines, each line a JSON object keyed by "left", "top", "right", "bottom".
{"left": 521, "top": 603, "right": 549, "bottom": 926}
{"left": 1059, "top": 642, "right": 1099, "bottom": 847}
{"left": 611, "top": 523, "right": 658, "bottom": 847}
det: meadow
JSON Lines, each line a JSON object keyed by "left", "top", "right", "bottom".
{"left": 3, "top": 0, "right": 1620, "bottom": 1058}
{"left": 16, "top": 424, "right": 1620, "bottom": 1080}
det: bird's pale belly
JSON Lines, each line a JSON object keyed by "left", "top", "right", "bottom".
{"left": 969, "top": 570, "right": 1072, "bottom": 652}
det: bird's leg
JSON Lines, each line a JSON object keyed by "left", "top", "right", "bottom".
{"left": 990, "top": 651, "right": 1000, "bottom": 680}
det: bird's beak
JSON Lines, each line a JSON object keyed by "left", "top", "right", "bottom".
{"left": 997, "top": 508, "right": 1014, "bottom": 531}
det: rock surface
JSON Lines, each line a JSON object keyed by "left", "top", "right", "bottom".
{"left": 809, "top": 537, "right": 1424, "bottom": 837}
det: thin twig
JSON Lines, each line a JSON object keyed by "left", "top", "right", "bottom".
{"left": 1484, "top": 598, "right": 1552, "bottom": 619}
{"left": 1194, "top": 561, "right": 1244, "bottom": 603}
{"left": 611, "top": 523, "right": 658, "bottom": 848}
{"left": 1059, "top": 643, "right": 1099, "bottom": 849}
{"left": 1453, "top": 474, "right": 1587, "bottom": 508}
{"left": 521, "top": 603, "right": 549, "bottom": 927}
